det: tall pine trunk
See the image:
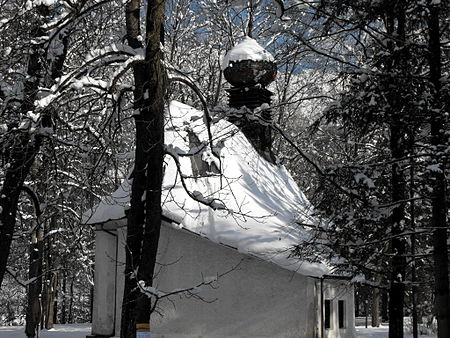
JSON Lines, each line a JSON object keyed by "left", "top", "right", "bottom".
{"left": 61, "top": 269, "right": 67, "bottom": 324}
{"left": 121, "top": 1, "right": 166, "bottom": 337}
{"left": 43, "top": 216, "right": 58, "bottom": 329}
{"left": 371, "top": 277, "right": 381, "bottom": 327}
{"left": 428, "top": 4, "right": 450, "bottom": 337}
{"left": 389, "top": 121, "right": 407, "bottom": 338}
{"left": 25, "top": 222, "right": 44, "bottom": 338}
{"left": 386, "top": 3, "right": 408, "bottom": 336}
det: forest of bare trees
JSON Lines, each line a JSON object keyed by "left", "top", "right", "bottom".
{"left": 0, "top": 0, "right": 448, "bottom": 337}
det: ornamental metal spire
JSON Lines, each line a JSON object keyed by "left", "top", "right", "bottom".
{"left": 222, "top": 37, "right": 277, "bottom": 163}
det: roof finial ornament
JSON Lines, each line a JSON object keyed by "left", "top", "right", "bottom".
{"left": 222, "top": 37, "right": 277, "bottom": 163}
{"left": 222, "top": 37, "right": 276, "bottom": 88}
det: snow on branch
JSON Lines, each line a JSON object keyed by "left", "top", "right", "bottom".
{"left": 35, "top": 46, "right": 140, "bottom": 109}
{"left": 164, "top": 150, "right": 227, "bottom": 211}
{"left": 86, "top": 43, "right": 143, "bottom": 63}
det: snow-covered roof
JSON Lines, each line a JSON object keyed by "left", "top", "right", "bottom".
{"left": 82, "top": 101, "right": 328, "bottom": 277}
{"left": 221, "top": 37, "right": 274, "bottom": 70}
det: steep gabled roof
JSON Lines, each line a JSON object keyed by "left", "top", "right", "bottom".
{"left": 82, "top": 100, "right": 328, "bottom": 277}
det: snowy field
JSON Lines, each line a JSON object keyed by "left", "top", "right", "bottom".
{"left": 356, "top": 325, "right": 436, "bottom": 338}
{"left": 0, "top": 324, "right": 90, "bottom": 338}
{"left": 0, "top": 324, "right": 438, "bottom": 338}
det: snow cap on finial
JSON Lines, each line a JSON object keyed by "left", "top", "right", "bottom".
{"left": 222, "top": 37, "right": 277, "bottom": 88}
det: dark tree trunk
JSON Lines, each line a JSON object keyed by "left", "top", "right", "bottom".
{"left": 68, "top": 276, "right": 74, "bottom": 323}
{"left": 0, "top": 29, "right": 45, "bottom": 290}
{"left": 121, "top": 1, "right": 166, "bottom": 338}
{"left": 44, "top": 272, "right": 58, "bottom": 329}
{"left": 25, "top": 223, "right": 44, "bottom": 338}
{"left": 388, "top": 121, "right": 407, "bottom": 338}
{"left": 385, "top": 3, "right": 408, "bottom": 337}
{"left": 40, "top": 238, "right": 47, "bottom": 331}
{"left": 89, "top": 283, "right": 94, "bottom": 323}
{"left": 121, "top": 1, "right": 145, "bottom": 335}
{"left": 53, "top": 285, "right": 58, "bottom": 325}
{"left": 0, "top": 4, "right": 69, "bottom": 290}
{"left": 43, "top": 216, "right": 58, "bottom": 329}
{"left": 409, "top": 136, "right": 418, "bottom": 338}
{"left": 382, "top": 290, "right": 389, "bottom": 322}
{"left": 61, "top": 269, "right": 67, "bottom": 324}
{"left": 428, "top": 4, "right": 450, "bottom": 337}
{"left": 372, "top": 283, "right": 381, "bottom": 327}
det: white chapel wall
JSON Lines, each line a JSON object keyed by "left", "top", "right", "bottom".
{"left": 320, "top": 279, "right": 355, "bottom": 338}
{"left": 149, "top": 223, "right": 318, "bottom": 338}
{"left": 91, "top": 230, "right": 118, "bottom": 336}
{"left": 92, "top": 221, "right": 356, "bottom": 338}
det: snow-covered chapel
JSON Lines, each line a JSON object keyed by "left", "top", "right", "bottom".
{"left": 83, "top": 38, "right": 355, "bottom": 338}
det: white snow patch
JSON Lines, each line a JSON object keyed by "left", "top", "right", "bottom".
{"left": 229, "top": 0, "right": 248, "bottom": 10}
{"left": 203, "top": 276, "right": 218, "bottom": 284}
{"left": 35, "top": 94, "right": 58, "bottom": 108}
{"left": 139, "top": 281, "right": 167, "bottom": 298}
{"left": 356, "top": 323, "right": 436, "bottom": 338}
{"left": 354, "top": 173, "right": 375, "bottom": 188}
{"left": 0, "top": 324, "right": 90, "bottom": 338}
{"left": 25, "top": 0, "right": 57, "bottom": 10}
{"left": 0, "top": 323, "right": 436, "bottom": 338}
{"left": 426, "top": 164, "right": 442, "bottom": 173}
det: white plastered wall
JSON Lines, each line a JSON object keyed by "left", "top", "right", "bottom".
{"left": 319, "top": 279, "right": 355, "bottom": 338}
{"left": 91, "top": 221, "right": 355, "bottom": 338}
{"left": 149, "top": 224, "right": 318, "bottom": 338}
{"left": 91, "top": 229, "right": 118, "bottom": 336}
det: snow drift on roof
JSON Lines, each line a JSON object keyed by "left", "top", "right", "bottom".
{"left": 221, "top": 37, "right": 274, "bottom": 70}
{"left": 82, "top": 101, "right": 328, "bottom": 277}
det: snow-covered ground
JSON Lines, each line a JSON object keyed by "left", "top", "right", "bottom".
{"left": 356, "top": 325, "right": 436, "bottom": 338}
{"left": 0, "top": 324, "right": 438, "bottom": 338}
{"left": 0, "top": 323, "right": 90, "bottom": 338}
